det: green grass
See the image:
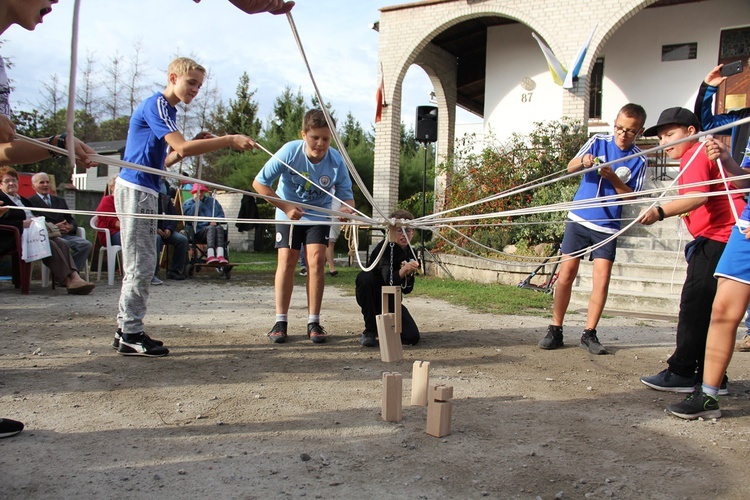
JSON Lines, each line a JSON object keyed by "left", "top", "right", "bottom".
{"left": 229, "top": 251, "right": 552, "bottom": 316}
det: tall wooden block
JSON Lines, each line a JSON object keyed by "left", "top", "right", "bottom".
{"left": 411, "top": 360, "right": 431, "bottom": 406}
{"left": 381, "top": 372, "right": 403, "bottom": 422}
{"left": 426, "top": 384, "right": 453, "bottom": 437}
{"left": 381, "top": 285, "right": 402, "bottom": 335}
{"left": 376, "top": 312, "right": 403, "bottom": 362}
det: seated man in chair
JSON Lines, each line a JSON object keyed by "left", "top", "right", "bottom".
{"left": 28, "top": 172, "right": 92, "bottom": 272}
{"left": 155, "top": 182, "right": 188, "bottom": 282}
{"left": 182, "top": 183, "right": 227, "bottom": 264}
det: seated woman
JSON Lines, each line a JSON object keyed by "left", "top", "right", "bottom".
{"left": 182, "top": 183, "right": 227, "bottom": 264}
{"left": 94, "top": 179, "right": 121, "bottom": 247}
{"left": 355, "top": 209, "right": 421, "bottom": 347}
{"left": 0, "top": 167, "right": 94, "bottom": 294}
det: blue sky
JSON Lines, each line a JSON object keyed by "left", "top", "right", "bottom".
{"left": 2, "top": 0, "right": 474, "bottom": 133}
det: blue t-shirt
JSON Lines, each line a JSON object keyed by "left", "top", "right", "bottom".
{"left": 119, "top": 92, "right": 179, "bottom": 195}
{"left": 255, "top": 140, "right": 354, "bottom": 221}
{"left": 568, "top": 134, "right": 647, "bottom": 233}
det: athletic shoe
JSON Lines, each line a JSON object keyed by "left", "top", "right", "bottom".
{"left": 360, "top": 330, "right": 377, "bottom": 347}
{"left": 720, "top": 375, "right": 729, "bottom": 396}
{"left": 113, "top": 329, "right": 164, "bottom": 350}
{"left": 167, "top": 271, "right": 186, "bottom": 281}
{"left": 307, "top": 323, "right": 328, "bottom": 344}
{"left": 736, "top": 335, "right": 750, "bottom": 352}
{"left": 299, "top": 267, "right": 308, "bottom": 277}
{"left": 0, "top": 418, "right": 24, "bottom": 439}
{"left": 666, "top": 390, "right": 721, "bottom": 420}
{"left": 538, "top": 325, "right": 563, "bottom": 350}
{"left": 151, "top": 276, "right": 163, "bottom": 285}
{"left": 117, "top": 332, "right": 169, "bottom": 357}
{"left": 328, "top": 270, "right": 339, "bottom": 277}
{"left": 580, "top": 328, "right": 608, "bottom": 355}
{"left": 640, "top": 369, "right": 694, "bottom": 393}
{"left": 206, "top": 256, "right": 219, "bottom": 265}
{"left": 217, "top": 256, "right": 229, "bottom": 265}
{"left": 267, "top": 321, "right": 288, "bottom": 343}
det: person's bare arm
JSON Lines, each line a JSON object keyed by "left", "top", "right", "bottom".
{"left": 164, "top": 130, "right": 257, "bottom": 163}
{"left": 0, "top": 135, "right": 97, "bottom": 168}
{"left": 193, "top": 0, "right": 294, "bottom": 15}
{"left": 705, "top": 137, "right": 750, "bottom": 189}
{"left": 252, "top": 179, "right": 304, "bottom": 220}
{"left": 639, "top": 194, "right": 708, "bottom": 225}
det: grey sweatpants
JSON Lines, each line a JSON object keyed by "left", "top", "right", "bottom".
{"left": 115, "top": 183, "right": 157, "bottom": 334}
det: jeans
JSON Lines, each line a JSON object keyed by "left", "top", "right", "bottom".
{"left": 155, "top": 231, "right": 188, "bottom": 276}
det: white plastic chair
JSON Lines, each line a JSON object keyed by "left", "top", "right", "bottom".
{"left": 90, "top": 215, "right": 122, "bottom": 286}
{"left": 39, "top": 226, "right": 90, "bottom": 286}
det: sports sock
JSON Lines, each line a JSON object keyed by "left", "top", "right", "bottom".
{"left": 308, "top": 315, "right": 320, "bottom": 324}
{"left": 276, "top": 314, "right": 288, "bottom": 323}
{"left": 701, "top": 383, "right": 719, "bottom": 399}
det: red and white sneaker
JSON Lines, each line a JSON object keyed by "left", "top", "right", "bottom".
{"left": 217, "top": 255, "right": 228, "bottom": 265}
{"left": 206, "top": 256, "right": 219, "bottom": 265}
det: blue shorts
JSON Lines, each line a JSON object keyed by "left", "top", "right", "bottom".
{"left": 560, "top": 220, "right": 617, "bottom": 262}
{"left": 275, "top": 223, "right": 330, "bottom": 250}
{"left": 714, "top": 226, "right": 750, "bottom": 285}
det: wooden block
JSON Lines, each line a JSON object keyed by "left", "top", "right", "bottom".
{"left": 410, "top": 360, "right": 431, "bottom": 406}
{"left": 426, "top": 384, "right": 453, "bottom": 437}
{"left": 380, "top": 285, "right": 402, "bottom": 335}
{"left": 376, "top": 313, "right": 403, "bottom": 362}
{"left": 381, "top": 372, "right": 402, "bottom": 422}
{"left": 429, "top": 384, "right": 453, "bottom": 402}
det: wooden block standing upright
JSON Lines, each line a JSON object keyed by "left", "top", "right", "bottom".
{"left": 381, "top": 285, "right": 402, "bottom": 335}
{"left": 426, "top": 384, "right": 453, "bottom": 437}
{"left": 376, "top": 313, "right": 403, "bottom": 362}
{"left": 381, "top": 372, "right": 403, "bottom": 422}
{"left": 411, "top": 360, "right": 431, "bottom": 406}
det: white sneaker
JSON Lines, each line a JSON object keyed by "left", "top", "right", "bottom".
{"left": 151, "top": 276, "right": 163, "bottom": 285}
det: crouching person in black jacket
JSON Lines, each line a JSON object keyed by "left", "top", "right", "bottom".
{"left": 355, "top": 209, "right": 420, "bottom": 347}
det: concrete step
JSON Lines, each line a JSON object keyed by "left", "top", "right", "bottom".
{"left": 577, "top": 260, "right": 687, "bottom": 281}
{"left": 618, "top": 235, "right": 688, "bottom": 252}
{"left": 575, "top": 273, "right": 685, "bottom": 295}
{"left": 569, "top": 288, "right": 680, "bottom": 317}
{"left": 615, "top": 247, "right": 687, "bottom": 265}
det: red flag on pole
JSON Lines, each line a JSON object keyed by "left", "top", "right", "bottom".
{"left": 375, "top": 68, "right": 386, "bottom": 123}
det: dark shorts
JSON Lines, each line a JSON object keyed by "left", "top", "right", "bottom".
{"left": 275, "top": 223, "right": 330, "bottom": 250}
{"left": 560, "top": 220, "right": 617, "bottom": 262}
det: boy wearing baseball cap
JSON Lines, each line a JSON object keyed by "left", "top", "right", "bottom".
{"left": 639, "top": 107, "right": 745, "bottom": 398}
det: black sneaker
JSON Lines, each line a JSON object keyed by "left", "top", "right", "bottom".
{"left": 113, "top": 329, "right": 163, "bottom": 350}
{"left": 167, "top": 271, "right": 186, "bottom": 281}
{"left": 360, "top": 330, "right": 377, "bottom": 347}
{"left": 720, "top": 375, "right": 729, "bottom": 396}
{"left": 666, "top": 390, "right": 721, "bottom": 420}
{"left": 538, "top": 325, "right": 563, "bottom": 350}
{"left": 267, "top": 321, "right": 288, "bottom": 344}
{"left": 307, "top": 323, "right": 328, "bottom": 344}
{"left": 641, "top": 369, "right": 695, "bottom": 393}
{"left": 117, "top": 332, "right": 170, "bottom": 357}
{"left": 0, "top": 418, "right": 24, "bottom": 439}
{"left": 580, "top": 328, "right": 608, "bottom": 355}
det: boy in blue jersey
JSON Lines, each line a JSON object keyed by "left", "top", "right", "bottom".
{"left": 539, "top": 103, "right": 647, "bottom": 354}
{"left": 114, "top": 57, "right": 257, "bottom": 357}
{"left": 253, "top": 109, "right": 355, "bottom": 344}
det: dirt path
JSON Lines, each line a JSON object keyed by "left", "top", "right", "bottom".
{"left": 1, "top": 276, "right": 749, "bottom": 499}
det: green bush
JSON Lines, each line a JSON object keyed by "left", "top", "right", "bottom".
{"left": 436, "top": 119, "right": 586, "bottom": 256}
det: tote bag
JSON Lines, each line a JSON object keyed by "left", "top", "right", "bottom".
{"left": 22, "top": 216, "right": 52, "bottom": 262}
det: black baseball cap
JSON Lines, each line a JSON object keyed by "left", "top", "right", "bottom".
{"left": 643, "top": 107, "right": 701, "bottom": 137}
